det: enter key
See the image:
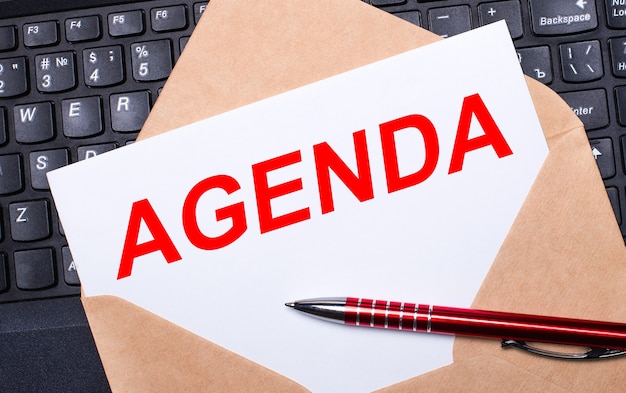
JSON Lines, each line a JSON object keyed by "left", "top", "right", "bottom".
{"left": 560, "top": 89, "right": 609, "bottom": 130}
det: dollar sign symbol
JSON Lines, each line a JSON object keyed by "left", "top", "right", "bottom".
{"left": 89, "top": 52, "right": 97, "bottom": 64}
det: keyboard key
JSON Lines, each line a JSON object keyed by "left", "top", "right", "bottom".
{"left": 14, "top": 248, "right": 55, "bottom": 290}
{"left": 478, "top": 1, "right": 523, "bottom": 39}
{"left": 0, "top": 154, "right": 23, "bottom": 195}
{"left": 110, "top": 91, "right": 151, "bottom": 132}
{"left": 517, "top": 46, "right": 553, "bottom": 83}
{"left": 609, "top": 37, "right": 626, "bottom": 77}
{"left": 131, "top": 40, "right": 173, "bottom": 81}
{"left": 77, "top": 143, "right": 116, "bottom": 160}
{"left": 606, "top": 0, "right": 626, "bottom": 28}
{"left": 589, "top": 138, "right": 615, "bottom": 179}
{"left": 606, "top": 187, "right": 622, "bottom": 225}
{"left": 29, "top": 149, "right": 69, "bottom": 190}
{"left": 14, "top": 102, "right": 55, "bottom": 144}
{"left": 83, "top": 45, "right": 124, "bottom": 87}
{"left": 394, "top": 11, "right": 421, "bottom": 26}
{"left": 151, "top": 6, "right": 188, "bottom": 32}
{"left": 193, "top": 3, "right": 209, "bottom": 24}
{"left": 62, "top": 247, "right": 80, "bottom": 286}
{"left": 0, "top": 57, "right": 28, "bottom": 98}
{"left": 622, "top": 135, "right": 626, "bottom": 173}
{"left": 35, "top": 52, "right": 77, "bottom": 93}
{"left": 23, "top": 21, "right": 59, "bottom": 47}
{"left": 9, "top": 200, "right": 51, "bottom": 241}
{"left": 371, "top": 0, "right": 406, "bottom": 5}
{"left": 0, "top": 107, "right": 6, "bottom": 145}
{"left": 180, "top": 36, "right": 190, "bottom": 53}
{"left": 0, "top": 26, "right": 16, "bottom": 51}
{"left": 529, "top": 0, "right": 597, "bottom": 36}
{"left": 560, "top": 40, "right": 603, "bottom": 82}
{"left": 428, "top": 6, "right": 471, "bottom": 38}
{"left": 613, "top": 86, "right": 626, "bottom": 126}
{"left": 0, "top": 253, "right": 7, "bottom": 293}
{"left": 65, "top": 16, "right": 101, "bottom": 42}
{"left": 559, "top": 89, "right": 609, "bottom": 130}
{"left": 62, "top": 96, "right": 103, "bottom": 138}
{"left": 108, "top": 10, "right": 144, "bottom": 37}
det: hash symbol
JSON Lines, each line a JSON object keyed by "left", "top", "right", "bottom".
{"left": 40, "top": 57, "right": 50, "bottom": 70}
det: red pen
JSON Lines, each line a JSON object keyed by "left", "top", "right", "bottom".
{"left": 285, "top": 297, "right": 626, "bottom": 359}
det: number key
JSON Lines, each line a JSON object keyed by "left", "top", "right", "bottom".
{"left": 83, "top": 46, "right": 124, "bottom": 87}
{"left": 35, "top": 52, "right": 77, "bottom": 92}
{"left": 131, "top": 40, "right": 172, "bottom": 81}
{"left": 0, "top": 57, "right": 28, "bottom": 98}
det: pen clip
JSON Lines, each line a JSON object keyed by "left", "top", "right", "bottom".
{"left": 501, "top": 340, "right": 626, "bottom": 360}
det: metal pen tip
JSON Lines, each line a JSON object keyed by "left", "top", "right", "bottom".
{"left": 284, "top": 302, "right": 295, "bottom": 308}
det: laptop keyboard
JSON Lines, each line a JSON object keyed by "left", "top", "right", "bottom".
{"left": 0, "top": 0, "right": 625, "bottom": 306}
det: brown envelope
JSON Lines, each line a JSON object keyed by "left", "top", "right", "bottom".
{"left": 81, "top": 0, "right": 626, "bottom": 391}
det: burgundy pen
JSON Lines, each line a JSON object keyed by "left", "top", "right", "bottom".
{"left": 285, "top": 297, "right": 626, "bottom": 354}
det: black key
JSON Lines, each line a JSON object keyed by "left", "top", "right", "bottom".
{"left": 589, "top": 138, "right": 615, "bottom": 179}
{"left": 0, "top": 26, "right": 16, "bottom": 51}
{"left": 560, "top": 40, "right": 603, "bottom": 83}
{"left": 180, "top": 36, "right": 190, "bottom": 53}
{"left": 131, "top": 40, "right": 172, "bottom": 81}
{"left": 529, "top": 0, "right": 597, "bottom": 36}
{"left": 606, "top": 187, "right": 622, "bottom": 225}
{"left": 478, "top": 1, "right": 523, "bottom": 39}
{"left": 428, "top": 6, "right": 471, "bottom": 38}
{"left": 23, "top": 21, "right": 58, "bottom": 47}
{"left": 65, "top": 16, "right": 101, "bottom": 42}
{"left": 394, "top": 11, "right": 421, "bottom": 26}
{"left": 151, "top": 6, "right": 188, "bottom": 32}
{"left": 29, "top": 149, "right": 69, "bottom": 190}
{"left": 620, "top": 137, "right": 626, "bottom": 190}
{"left": 35, "top": 51, "right": 77, "bottom": 93}
{"left": 77, "top": 143, "right": 116, "bottom": 160}
{"left": 371, "top": 0, "right": 405, "bottom": 5}
{"left": 609, "top": 37, "right": 626, "bottom": 78}
{"left": 0, "top": 57, "right": 28, "bottom": 98}
{"left": 62, "top": 247, "right": 80, "bottom": 286}
{"left": 0, "top": 253, "right": 7, "bottom": 292}
{"left": 517, "top": 46, "right": 553, "bottom": 83}
{"left": 62, "top": 96, "right": 103, "bottom": 138}
{"left": 14, "top": 248, "right": 55, "bottom": 290}
{"left": 0, "top": 154, "right": 23, "bottom": 195}
{"left": 110, "top": 91, "right": 151, "bottom": 132}
{"left": 559, "top": 89, "right": 609, "bottom": 130}
{"left": 9, "top": 200, "right": 51, "bottom": 242}
{"left": 193, "top": 3, "right": 208, "bottom": 24}
{"left": 613, "top": 86, "right": 626, "bottom": 126}
{"left": 0, "top": 107, "right": 6, "bottom": 145}
{"left": 13, "top": 102, "right": 55, "bottom": 144}
{"left": 606, "top": 0, "right": 626, "bottom": 28}
{"left": 83, "top": 45, "right": 124, "bottom": 87}
{"left": 108, "top": 10, "right": 144, "bottom": 37}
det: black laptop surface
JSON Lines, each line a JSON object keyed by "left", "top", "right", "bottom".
{"left": 0, "top": 1, "right": 624, "bottom": 392}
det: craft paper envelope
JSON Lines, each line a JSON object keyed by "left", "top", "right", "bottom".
{"left": 80, "top": 0, "right": 626, "bottom": 391}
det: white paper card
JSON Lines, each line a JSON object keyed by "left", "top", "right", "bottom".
{"left": 49, "top": 22, "right": 548, "bottom": 393}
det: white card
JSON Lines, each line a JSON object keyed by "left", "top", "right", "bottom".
{"left": 49, "top": 22, "right": 548, "bottom": 393}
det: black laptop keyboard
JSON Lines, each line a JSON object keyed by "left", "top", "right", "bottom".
{"left": 0, "top": 0, "right": 625, "bottom": 306}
